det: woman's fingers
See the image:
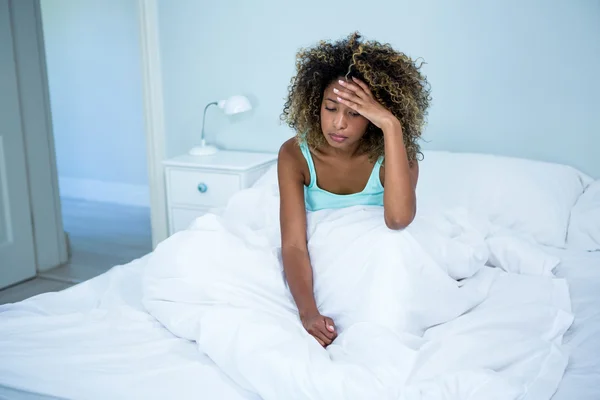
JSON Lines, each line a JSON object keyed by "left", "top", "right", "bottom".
{"left": 305, "top": 315, "right": 337, "bottom": 347}
{"left": 351, "top": 77, "right": 374, "bottom": 98}
{"left": 324, "top": 317, "right": 336, "bottom": 334}
{"left": 333, "top": 87, "right": 362, "bottom": 105}
{"left": 314, "top": 330, "right": 332, "bottom": 346}
{"left": 338, "top": 79, "right": 368, "bottom": 100}
{"left": 314, "top": 336, "right": 326, "bottom": 347}
{"left": 319, "top": 325, "right": 335, "bottom": 341}
{"left": 319, "top": 317, "right": 337, "bottom": 341}
{"left": 335, "top": 96, "right": 361, "bottom": 112}
{"left": 308, "top": 324, "right": 332, "bottom": 346}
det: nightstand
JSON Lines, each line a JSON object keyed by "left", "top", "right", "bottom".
{"left": 163, "top": 150, "right": 277, "bottom": 235}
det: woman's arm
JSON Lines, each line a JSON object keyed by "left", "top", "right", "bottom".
{"left": 333, "top": 77, "right": 418, "bottom": 230}
{"left": 381, "top": 119, "right": 419, "bottom": 230}
{"left": 277, "top": 140, "right": 336, "bottom": 346}
{"left": 278, "top": 140, "right": 317, "bottom": 317}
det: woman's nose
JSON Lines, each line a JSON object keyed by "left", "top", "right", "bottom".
{"left": 334, "top": 114, "right": 347, "bottom": 130}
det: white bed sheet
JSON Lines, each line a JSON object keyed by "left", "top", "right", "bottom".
{"left": 0, "top": 249, "right": 598, "bottom": 400}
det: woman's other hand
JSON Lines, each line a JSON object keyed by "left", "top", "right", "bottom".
{"left": 301, "top": 313, "right": 337, "bottom": 347}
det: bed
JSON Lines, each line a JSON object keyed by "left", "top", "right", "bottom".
{"left": 1, "top": 150, "right": 599, "bottom": 400}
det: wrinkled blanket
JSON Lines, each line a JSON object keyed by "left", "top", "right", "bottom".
{"left": 142, "top": 186, "right": 572, "bottom": 400}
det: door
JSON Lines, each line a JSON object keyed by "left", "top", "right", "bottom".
{"left": 0, "top": 0, "right": 37, "bottom": 289}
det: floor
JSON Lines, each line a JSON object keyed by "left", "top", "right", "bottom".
{"left": 0, "top": 198, "right": 152, "bottom": 305}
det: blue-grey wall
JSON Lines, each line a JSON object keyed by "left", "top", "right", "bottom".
{"left": 41, "top": 0, "right": 147, "bottom": 186}
{"left": 158, "top": 0, "right": 600, "bottom": 178}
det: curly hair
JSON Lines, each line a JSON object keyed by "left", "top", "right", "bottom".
{"left": 281, "top": 32, "right": 431, "bottom": 163}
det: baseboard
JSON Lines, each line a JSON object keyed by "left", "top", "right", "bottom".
{"left": 58, "top": 177, "right": 150, "bottom": 207}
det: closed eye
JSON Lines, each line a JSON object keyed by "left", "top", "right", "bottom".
{"left": 325, "top": 107, "right": 336, "bottom": 112}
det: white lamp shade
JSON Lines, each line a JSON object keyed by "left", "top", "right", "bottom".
{"left": 218, "top": 95, "right": 252, "bottom": 115}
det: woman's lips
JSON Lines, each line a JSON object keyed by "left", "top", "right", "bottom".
{"left": 329, "top": 133, "right": 348, "bottom": 143}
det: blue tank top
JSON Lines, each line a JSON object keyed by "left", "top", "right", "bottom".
{"left": 299, "top": 141, "right": 384, "bottom": 211}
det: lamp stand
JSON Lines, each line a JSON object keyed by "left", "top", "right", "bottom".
{"left": 189, "top": 139, "right": 219, "bottom": 156}
{"left": 189, "top": 101, "right": 220, "bottom": 156}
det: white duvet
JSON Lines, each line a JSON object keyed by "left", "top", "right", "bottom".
{"left": 142, "top": 185, "right": 573, "bottom": 400}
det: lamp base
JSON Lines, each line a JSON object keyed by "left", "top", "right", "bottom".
{"left": 189, "top": 144, "right": 219, "bottom": 156}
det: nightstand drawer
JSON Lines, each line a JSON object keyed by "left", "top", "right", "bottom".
{"left": 171, "top": 207, "right": 208, "bottom": 233}
{"left": 163, "top": 150, "right": 278, "bottom": 238}
{"left": 168, "top": 169, "right": 240, "bottom": 207}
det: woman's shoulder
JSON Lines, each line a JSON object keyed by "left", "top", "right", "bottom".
{"left": 279, "top": 137, "right": 301, "bottom": 157}
{"left": 279, "top": 138, "right": 303, "bottom": 166}
{"left": 278, "top": 138, "right": 310, "bottom": 185}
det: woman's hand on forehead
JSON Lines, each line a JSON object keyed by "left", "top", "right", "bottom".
{"left": 333, "top": 77, "right": 399, "bottom": 131}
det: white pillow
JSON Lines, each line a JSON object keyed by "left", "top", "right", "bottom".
{"left": 567, "top": 180, "right": 600, "bottom": 251}
{"left": 416, "top": 151, "right": 590, "bottom": 248}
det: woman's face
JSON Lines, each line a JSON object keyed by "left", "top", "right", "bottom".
{"left": 320, "top": 78, "right": 370, "bottom": 149}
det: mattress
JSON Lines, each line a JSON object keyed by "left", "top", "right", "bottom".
{"left": 0, "top": 248, "right": 598, "bottom": 400}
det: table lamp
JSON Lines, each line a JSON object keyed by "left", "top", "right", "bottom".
{"left": 189, "top": 95, "right": 252, "bottom": 156}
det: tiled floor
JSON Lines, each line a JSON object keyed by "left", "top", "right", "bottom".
{"left": 0, "top": 198, "right": 152, "bottom": 305}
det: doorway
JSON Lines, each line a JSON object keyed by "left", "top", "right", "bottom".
{"left": 37, "top": 0, "right": 152, "bottom": 284}
{"left": 0, "top": 0, "right": 153, "bottom": 303}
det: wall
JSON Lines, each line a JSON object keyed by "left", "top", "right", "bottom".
{"left": 158, "top": 0, "right": 600, "bottom": 178}
{"left": 41, "top": 0, "right": 149, "bottom": 206}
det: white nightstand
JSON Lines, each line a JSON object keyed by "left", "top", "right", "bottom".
{"left": 163, "top": 150, "right": 277, "bottom": 235}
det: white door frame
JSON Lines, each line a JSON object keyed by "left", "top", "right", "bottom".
{"left": 138, "top": 0, "right": 168, "bottom": 248}
{"left": 21, "top": 0, "right": 167, "bottom": 269}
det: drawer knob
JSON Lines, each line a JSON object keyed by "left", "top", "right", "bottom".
{"left": 197, "top": 183, "right": 208, "bottom": 193}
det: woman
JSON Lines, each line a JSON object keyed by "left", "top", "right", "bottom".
{"left": 277, "top": 32, "right": 432, "bottom": 347}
